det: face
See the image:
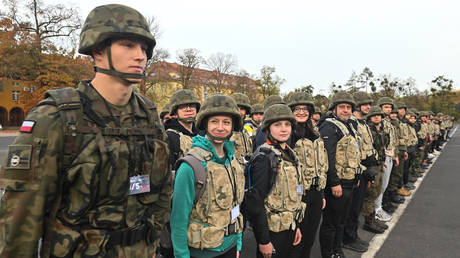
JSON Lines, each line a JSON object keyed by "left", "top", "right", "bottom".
{"left": 398, "top": 108, "right": 406, "bottom": 117}
{"left": 381, "top": 104, "right": 393, "bottom": 115}
{"left": 359, "top": 104, "right": 371, "bottom": 115}
{"left": 94, "top": 38, "right": 148, "bottom": 83}
{"left": 177, "top": 104, "right": 197, "bottom": 120}
{"left": 269, "top": 120, "right": 292, "bottom": 142}
{"left": 370, "top": 115, "right": 382, "bottom": 124}
{"left": 390, "top": 113, "right": 397, "bottom": 119}
{"left": 207, "top": 115, "right": 233, "bottom": 143}
{"left": 252, "top": 113, "right": 264, "bottom": 124}
{"left": 335, "top": 103, "right": 352, "bottom": 120}
{"left": 409, "top": 116, "right": 416, "bottom": 124}
{"left": 312, "top": 113, "right": 321, "bottom": 121}
{"left": 238, "top": 106, "right": 247, "bottom": 119}
{"left": 405, "top": 114, "right": 411, "bottom": 120}
{"left": 293, "top": 105, "right": 310, "bottom": 123}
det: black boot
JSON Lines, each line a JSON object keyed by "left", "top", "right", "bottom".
{"left": 363, "top": 214, "right": 385, "bottom": 234}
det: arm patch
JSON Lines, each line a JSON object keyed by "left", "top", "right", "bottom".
{"left": 5, "top": 145, "right": 32, "bottom": 170}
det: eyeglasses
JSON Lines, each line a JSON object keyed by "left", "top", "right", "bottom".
{"left": 178, "top": 104, "right": 196, "bottom": 110}
{"left": 293, "top": 107, "right": 309, "bottom": 113}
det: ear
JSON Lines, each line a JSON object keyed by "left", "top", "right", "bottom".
{"left": 91, "top": 46, "right": 106, "bottom": 63}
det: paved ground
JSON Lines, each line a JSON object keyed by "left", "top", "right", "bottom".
{"left": 0, "top": 126, "right": 458, "bottom": 257}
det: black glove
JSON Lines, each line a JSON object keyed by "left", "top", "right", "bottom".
{"left": 362, "top": 155, "right": 378, "bottom": 167}
{"left": 362, "top": 167, "right": 377, "bottom": 182}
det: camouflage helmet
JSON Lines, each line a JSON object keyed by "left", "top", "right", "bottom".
{"left": 160, "top": 102, "right": 171, "bottom": 117}
{"left": 230, "top": 93, "right": 251, "bottom": 114}
{"left": 353, "top": 91, "right": 373, "bottom": 106}
{"left": 407, "top": 110, "right": 416, "bottom": 118}
{"left": 432, "top": 116, "right": 440, "bottom": 121}
{"left": 391, "top": 106, "right": 398, "bottom": 114}
{"left": 437, "top": 112, "right": 444, "bottom": 117}
{"left": 313, "top": 106, "right": 322, "bottom": 115}
{"left": 169, "top": 89, "right": 201, "bottom": 115}
{"left": 251, "top": 104, "right": 264, "bottom": 115}
{"left": 328, "top": 91, "right": 356, "bottom": 111}
{"left": 395, "top": 102, "right": 407, "bottom": 110}
{"left": 261, "top": 104, "right": 296, "bottom": 132}
{"left": 195, "top": 94, "right": 242, "bottom": 131}
{"left": 264, "top": 95, "right": 285, "bottom": 110}
{"left": 288, "top": 92, "right": 314, "bottom": 109}
{"left": 418, "top": 111, "right": 429, "bottom": 118}
{"left": 79, "top": 4, "right": 156, "bottom": 59}
{"left": 429, "top": 111, "right": 435, "bottom": 116}
{"left": 366, "top": 106, "right": 384, "bottom": 120}
{"left": 376, "top": 97, "right": 394, "bottom": 108}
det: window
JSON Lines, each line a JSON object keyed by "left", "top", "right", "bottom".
{"left": 12, "top": 82, "right": 20, "bottom": 87}
{"left": 12, "top": 91, "right": 20, "bottom": 101}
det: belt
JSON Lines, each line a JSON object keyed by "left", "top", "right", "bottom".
{"left": 225, "top": 222, "right": 238, "bottom": 236}
{"left": 108, "top": 224, "right": 151, "bottom": 247}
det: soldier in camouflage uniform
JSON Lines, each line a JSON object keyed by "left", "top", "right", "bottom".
{"left": 411, "top": 111, "right": 429, "bottom": 176}
{"left": 288, "top": 92, "right": 328, "bottom": 258}
{"left": 230, "top": 93, "right": 254, "bottom": 168}
{"left": 343, "top": 92, "right": 380, "bottom": 252}
{"left": 374, "top": 97, "right": 399, "bottom": 222}
{"left": 312, "top": 106, "right": 323, "bottom": 128}
{"left": 170, "top": 94, "right": 245, "bottom": 258}
{"left": 0, "top": 4, "right": 172, "bottom": 257}
{"left": 254, "top": 95, "right": 286, "bottom": 149}
{"left": 244, "top": 104, "right": 305, "bottom": 258}
{"left": 318, "top": 91, "right": 362, "bottom": 258}
{"left": 361, "top": 106, "right": 390, "bottom": 234}
{"left": 165, "top": 89, "right": 200, "bottom": 169}
{"left": 404, "top": 110, "right": 419, "bottom": 188}
{"left": 243, "top": 103, "right": 264, "bottom": 137}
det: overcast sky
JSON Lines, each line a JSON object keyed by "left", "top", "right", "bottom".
{"left": 54, "top": 0, "right": 460, "bottom": 95}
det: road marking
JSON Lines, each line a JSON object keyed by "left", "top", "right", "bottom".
{"left": 361, "top": 127, "right": 457, "bottom": 258}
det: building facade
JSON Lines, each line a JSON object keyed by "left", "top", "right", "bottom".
{"left": 0, "top": 78, "right": 32, "bottom": 127}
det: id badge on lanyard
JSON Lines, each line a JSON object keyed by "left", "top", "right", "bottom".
{"left": 129, "top": 175, "right": 151, "bottom": 195}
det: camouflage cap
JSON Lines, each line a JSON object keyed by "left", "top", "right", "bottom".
{"left": 263, "top": 95, "right": 285, "bottom": 110}
{"left": 195, "top": 94, "right": 242, "bottom": 131}
{"left": 79, "top": 4, "right": 156, "bottom": 59}
{"left": 376, "top": 97, "right": 394, "bottom": 108}
{"left": 366, "top": 106, "right": 384, "bottom": 119}
{"left": 261, "top": 104, "right": 296, "bottom": 132}
{"left": 328, "top": 91, "right": 356, "bottom": 111}
{"left": 251, "top": 103, "right": 264, "bottom": 115}
{"left": 353, "top": 91, "right": 373, "bottom": 106}
{"left": 395, "top": 102, "right": 407, "bottom": 110}
{"left": 230, "top": 93, "right": 251, "bottom": 114}
{"left": 287, "top": 92, "right": 314, "bottom": 109}
{"left": 169, "top": 89, "right": 201, "bottom": 115}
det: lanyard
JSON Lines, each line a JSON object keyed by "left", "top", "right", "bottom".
{"left": 223, "top": 154, "right": 238, "bottom": 204}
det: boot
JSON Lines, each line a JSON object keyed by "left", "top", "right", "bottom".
{"left": 363, "top": 214, "right": 385, "bottom": 234}
{"left": 374, "top": 217, "right": 389, "bottom": 230}
{"left": 391, "top": 194, "right": 405, "bottom": 204}
{"left": 382, "top": 201, "right": 397, "bottom": 213}
{"left": 397, "top": 187, "right": 411, "bottom": 196}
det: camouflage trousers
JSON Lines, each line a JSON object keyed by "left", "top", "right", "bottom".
{"left": 410, "top": 148, "right": 425, "bottom": 175}
{"left": 361, "top": 165, "right": 383, "bottom": 217}
{"left": 387, "top": 151, "right": 405, "bottom": 193}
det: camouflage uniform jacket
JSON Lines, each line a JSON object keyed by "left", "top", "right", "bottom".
{"left": 383, "top": 116, "right": 398, "bottom": 157}
{"left": 434, "top": 123, "right": 441, "bottom": 136}
{"left": 0, "top": 82, "right": 172, "bottom": 257}
{"left": 350, "top": 115, "right": 378, "bottom": 166}
{"left": 392, "top": 117, "right": 409, "bottom": 152}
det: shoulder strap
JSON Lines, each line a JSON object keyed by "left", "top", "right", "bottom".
{"left": 326, "top": 118, "right": 350, "bottom": 136}
{"left": 41, "top": 87, "right": 81, "bottom": 258}
{"left": 174, "top": 154, "right": 207, "bottom": 205}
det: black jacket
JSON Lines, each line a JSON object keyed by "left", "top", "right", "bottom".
{"left": 164, "top": 118, "right": 197, "bottom": 166}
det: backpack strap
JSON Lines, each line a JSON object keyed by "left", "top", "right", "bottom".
{"left": 174, "top": 154, "right": 207, "bottom": 205}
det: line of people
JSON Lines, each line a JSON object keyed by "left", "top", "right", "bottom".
{"left": 160, "top": 89, "right": 454, "bottom": 258}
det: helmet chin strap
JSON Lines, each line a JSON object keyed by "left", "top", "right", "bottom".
{"left": 94, "top": 43, "right": 146, "bottom": 83}
{"left": 178, "top": 117, "right": 196, "bottom": 123}
{"left": 206, "top": 131, "right": 232, "bottom": 143}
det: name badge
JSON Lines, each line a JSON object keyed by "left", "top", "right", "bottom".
{"left": 231, "top": 205, "right": 240, "bottom": 221}
{"left": 129, "top": 175, "right": 150, "bottom": 195}
{"left": 296, "top": 185, "right": 304, "bottom": 195}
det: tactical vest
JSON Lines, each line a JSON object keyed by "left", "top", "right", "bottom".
{"left": 427, "top": 122, "right": 435, "bottom": 136}
{"left": 43, "top": 86, "right": 170, "bottom": 257}
{"left": 294, "top": 138, "right": 328, "bottom": 191}
{"left": 418, "top": 123, "right": 428, "bottom": 139}
{"left": 261, "top": 143, "right": 306, "bottom": 233}
{"left": 351, "top": 116, "right": 377, "bottom": 160}
{"left": 185, "top": 147, "right": 245, "bottom": 249}
{"left": 325, "top": 118, "right": 361, "bottom": 179}
{"left": 408, "top": 125, "right": 418, "bottom": 146}
{"left": 395, "top": 119, "right": 409, "bottom": 150}
{"left": 383, "top": 117, "right": 396, "bottom": 157}
{"left": 434, "top": 124, "right": 440, "bottom": 136}
{"left": 166, "top": 128, "right": 193, "bottom": 158}
{"left": 230, "top": 131, "right": 253, "bottom": 166}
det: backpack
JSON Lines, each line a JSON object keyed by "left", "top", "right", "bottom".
{"left": 173, "top": 154, "right": 207, "bottom": 205}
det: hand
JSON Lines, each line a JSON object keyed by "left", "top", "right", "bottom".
{"left": 259, "top": 242, "right": 273, "bottom": 258}
{"left": 394, "top": 157, "right": 399, "bottom": 167}
{"left": 357, "top": 179, "right": 360, "bottom": 187}
{"left": 419, "top": 146, "right": 425, "bottom": 150}
{"left": 152, "top": 254, "right": 156, "bottom": 258}
{"left": 293, "top": 228, "right": 302, "bottom": 246}
{"left": 368, "top": 181, "right": 372, "bottom": 189}
{"left": 237, "top": 251, "right": 240, "bottom": 258}
{"left": 331, "top": 185, "right": 342, "bottom": 198}
{"left": 322, "top": 198, "right": 326, "bottom": 209}
{"left": 404, "top": 152, "right": 408, "bottom": 161}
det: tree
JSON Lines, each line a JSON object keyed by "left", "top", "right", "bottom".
{"left": 205, "top": 52, "right": 237, "bottom": 92}
{"left": 258, "top": 66, "right": 284, "bottom": 98}
{"left": 430, "top": 75, "right": 456, "bottom": 114}
{"left": 176, "top": 48, "right": 202, "bottom": 89}
{"left": 2, "top": 0, "right": 81, "bottom": 52}
{"left": 329, "top": 82, "right": 343, "bottom": 94}
{"left": 295, "top": 84, "right": 314, "bottom": 96}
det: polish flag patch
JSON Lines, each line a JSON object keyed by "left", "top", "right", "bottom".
{"left": 19, "top": 120, "right": 36, "bottom": 133}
